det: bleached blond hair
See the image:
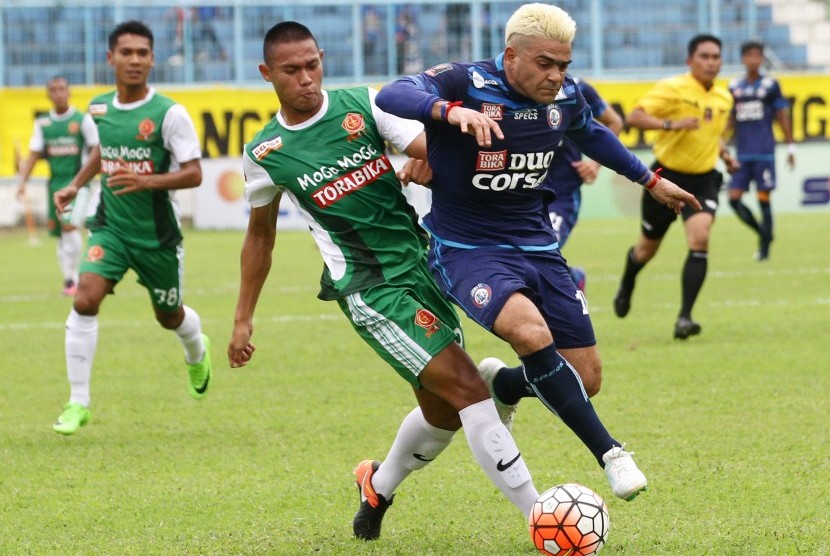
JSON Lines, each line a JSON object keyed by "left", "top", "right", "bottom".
{"left": 504, "top": 3, "right": 576, "bottom": 45}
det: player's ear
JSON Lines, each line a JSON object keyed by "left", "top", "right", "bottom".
{"left": 319, "top": 48, "right": 325, "bottom": 61}
{"left": 259, "top": 63, "right": 271, "bottom": 82}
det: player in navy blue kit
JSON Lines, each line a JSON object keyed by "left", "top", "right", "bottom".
{"left": 543, "top": 78, "right": 623, "bottom": 291}
{"left": 727, "top": 40, "right": 795, "bottom": 260}
{"left": 377, "top": 3, "right": 699, "bottom": 501}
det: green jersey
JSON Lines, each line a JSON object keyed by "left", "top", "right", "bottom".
{"left": 243, "top": 87, "right": 425, "bottom": 300}
{"left": 87, "top": 88, "right": 200, "bottom": 249}
{"left": 31, "top": 107, "right": 95, "bottom": 189}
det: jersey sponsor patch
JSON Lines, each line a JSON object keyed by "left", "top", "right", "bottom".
{"left": 101, "top": 158, "right": 155, "bottom": 175}
{"left": 310, "top": 154, "right": 392, "bottom": 207}
{"left": 414, "top": 308, "right": 441, "bottom": 337}
{"left": 425, "top": 63, "right": 453, "bottom": 77}
{"left": 476, "top": 150, "right": 507, "bottom": 171}
{"left": 89, "top": 104, "right": 108, "bottom": 116}
{"left": 472, "top": 71, "right": 486, "bottom": 89}
{"left": 46, "top": 144, "right": 81, "bottom": 157}
{"left": 252, "top": 135, "right": 284, "bottom": 160}
{"left": 481, "top": 103, "right": 504, "bottom": 120}
{"left": 68, "top": 121, "right": 80, "bottom": 134}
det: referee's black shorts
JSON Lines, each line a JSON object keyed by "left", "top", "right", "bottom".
{"left": 640, "top": 161, "right": 723, "bottom": 240}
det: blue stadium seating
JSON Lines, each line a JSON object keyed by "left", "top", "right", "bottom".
{"left": 0, "top": 1, "right": 815, "bottom": 87}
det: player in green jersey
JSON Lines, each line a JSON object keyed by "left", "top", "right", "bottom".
{"left": 16, "top": 76, "right": 99, "bottom": 296}
{"left": 227, "top": 22, "right": 541, "bottom": 542}
{"left": 51, "top": 21, "right": 213, "bottom": 435}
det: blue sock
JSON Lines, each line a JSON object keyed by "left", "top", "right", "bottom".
{"left": 521, "top": 344, "right": 618, "bottom": 466}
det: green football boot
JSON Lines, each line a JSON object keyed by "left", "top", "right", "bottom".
{"left": 53, "top": 402, "right": 91, "bottom": 435}
{"left": 187, "top": 334, "right": 212, "bottom": 400}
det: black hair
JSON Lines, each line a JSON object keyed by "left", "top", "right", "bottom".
{"left": 46, "top": 75, "right": 68, "bottom": 86}
{"left": 740, "top": 40, "right": 764, "bottom": 56}
{"left": 109, "top": 20, "right": 154, "bottom": 51}
{"left": 687, "top": 34, "right": 721, "bottom": 58}
{"left": 262, "top": 21, "right": 318, "bottom": 63}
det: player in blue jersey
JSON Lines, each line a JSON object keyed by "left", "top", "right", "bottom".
{"left": 727, "top": 40, "right": 795, "bottom": 261}
{"left": 543, "top": 78, "right": 623, "bottom": 291}
{"left": 377, "top": 3, "right": 699, "bottom": 502}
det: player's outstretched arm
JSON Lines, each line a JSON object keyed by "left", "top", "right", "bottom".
{"left": 229, "top": 199, "right": 280, "bottom": 369}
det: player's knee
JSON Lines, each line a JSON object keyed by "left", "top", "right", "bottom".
{"left": 72, "top": 293, "right": 99, "bottom": 316}
{"left": 155, "top": 309, "right": 183, "bottom": 330}
{"left": 505, "top": 321, "right": 552, "bottom": 355}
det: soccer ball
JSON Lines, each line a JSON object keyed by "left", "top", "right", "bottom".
{"left": 528, "top": 483, "right": 610, "bottom": 556}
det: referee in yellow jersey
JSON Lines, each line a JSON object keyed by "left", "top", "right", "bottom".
{"left": 613, "top": 34, "right": 739, "bottom": 339}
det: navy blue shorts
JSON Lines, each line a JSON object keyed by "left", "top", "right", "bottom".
{"left": 428, "top": 241, "right": 596, "bottom": 349}
{"left": 548, "top": 189, "right": 582, "bottom": 248}
{"left": 729, "top": 160, "right": 776, "bottom": 192}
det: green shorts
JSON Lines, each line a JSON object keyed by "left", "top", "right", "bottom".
{"left": 80, "top": 228, "right": 185, "bottom": 312}
{"left": 336, "top": 264, "right": 464, "bottom": 387}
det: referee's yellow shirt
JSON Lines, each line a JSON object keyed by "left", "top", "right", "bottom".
{"left": 635, "top": 72, "right": 733, "bottom": 174}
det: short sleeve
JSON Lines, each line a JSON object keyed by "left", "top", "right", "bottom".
{"left": 161, "top": 104, "right": 201, "bottom": 164}
{"left": 243, "top": 148, "right": 282, "bottom": 208}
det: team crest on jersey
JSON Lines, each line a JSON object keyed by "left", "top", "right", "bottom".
{"left": 136, "top": 118, "right": 156, "bottom": 141}
{"left": 546, "top": 105, "right": 562, "bottom": 129}
{"left": 481, "top": 103, "right": 504, "bottom": 120}
{"left": 414, "top": 308, "right": 441, "bottom": 337}
{"left": 68, "top": 121, "right": 80, "bottom": 134}
{"left": 252, "top": 135, "right": 284, "bottom": 160}
{"left": 341, "top": 113, "right": 365, "bottom": 140}
{"left": 704, "top": 107, "right": 713, "bottom": 122}
{"left": 89, "top": 104, "right": 107, "bottom": 116}
{"left": 425, "top": 63, "right": 453, "bottom": 77}
{"left": 470, "top": 283, "right": 492, "bottom": 308}
{"left": 86, "top": 245, "right": 105, "bottom": 263}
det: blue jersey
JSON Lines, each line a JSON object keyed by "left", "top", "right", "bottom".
{"left": 728, "top": 75, "right": 789, "bottom": 161}
{"left": 376, "top": 55, "right": 650, "bottom": 250}
{"left": 543, "top": 79, "right": 612, "bottom": 201}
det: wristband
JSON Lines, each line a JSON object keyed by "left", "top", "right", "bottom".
{"left": 644, "top": 167, "right": 662, "bottom": 190}
{"left": 787, "top": 143, "right": 796, "bottom": 155}
{"left": 662, "top": 119, "right": 672, "bottom": 130}
{"left": 441, "top": 101, "right": 464, "bottom": 121}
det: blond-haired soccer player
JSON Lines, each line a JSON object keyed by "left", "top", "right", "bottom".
{"left": 377, "top": 2, "right": 698, "bottom": 504}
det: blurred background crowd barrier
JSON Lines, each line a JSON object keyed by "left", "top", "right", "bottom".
{"left": 2, "top": 0, "right": 829, "bottom": 87}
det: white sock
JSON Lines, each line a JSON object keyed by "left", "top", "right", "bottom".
{"left": 459, "top": 399, "right": 539, "bottom": 519}
{"left": 175, "top": 305, "right": 205, "bottom": 364}
{"left": 373, "top": 406, "right": 455, "bottom": 499}
{"left": 61, "top": 230, "right": 83, "bottom": 284}
{"left": 65, "top": 309, "right": 97, "bottom": 407}
{"left": 55, "top": 237, "right": 68, "bottom": 282}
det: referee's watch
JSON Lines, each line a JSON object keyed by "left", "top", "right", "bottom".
{"left": 662, "top": 119, "right": 672, "bottom": 130}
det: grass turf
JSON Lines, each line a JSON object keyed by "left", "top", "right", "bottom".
{"left": 1, "top": 212, "right": 828, "bottom": 555}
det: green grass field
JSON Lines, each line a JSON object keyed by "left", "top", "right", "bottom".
{"left": 1, "top": 212, "right": 828, "bottom": 555}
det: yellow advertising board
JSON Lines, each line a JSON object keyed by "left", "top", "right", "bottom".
{"left": 1, "top": 74, "right": 829, "bottom": 178}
